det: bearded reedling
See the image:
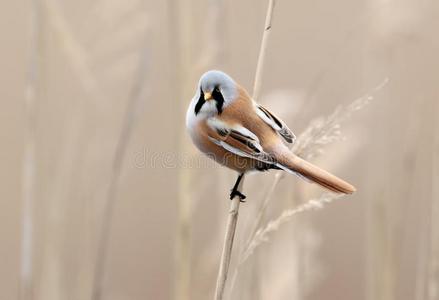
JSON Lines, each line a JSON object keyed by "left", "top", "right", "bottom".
{"left": 186, "top": 70, "right": 356, "bottom": 201}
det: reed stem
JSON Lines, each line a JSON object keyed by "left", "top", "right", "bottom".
{"left": 213, "top": 1, "right": 277, "bottom": 299}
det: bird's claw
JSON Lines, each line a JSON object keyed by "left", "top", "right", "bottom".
{"left": 230, "top": 190, "right": 246, "bottom": 202}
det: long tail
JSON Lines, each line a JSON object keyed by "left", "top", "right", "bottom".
{"left": 277, "top": 152, "right": 356, "bottom": 194}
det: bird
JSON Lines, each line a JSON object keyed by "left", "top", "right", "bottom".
{"left": 186, "top": 70, "right": 356, "bottom": 201}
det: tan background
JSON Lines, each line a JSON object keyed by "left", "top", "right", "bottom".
{"left": 1, "top": 0, "right": 438, "bottom": 299}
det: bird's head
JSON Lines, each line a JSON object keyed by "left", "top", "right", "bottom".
{"left": 193, "top": 70, "right": 238, "bottom": 116}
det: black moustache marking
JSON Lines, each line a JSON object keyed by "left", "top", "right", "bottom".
{"left": 194, "top": 86, "right": 225, "bottom": 115}
{"left": 212, "top": 87, "right": 225, "bottom": 114}
{"left": 194, "top": 88, "right": 205, "bottom": 115}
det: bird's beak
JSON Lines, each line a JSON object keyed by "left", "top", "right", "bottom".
{"left": 204, "top": 92, "right": 213, "bottom": 101}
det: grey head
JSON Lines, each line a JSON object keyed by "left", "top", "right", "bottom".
{"left": 193, "top": 70, "right": 238, "bottom": 116}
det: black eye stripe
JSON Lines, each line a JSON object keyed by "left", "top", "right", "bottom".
{"left": 194, "top": 88, "right": 205, "bottom": 115}
{"left": 212, "top": 88, "right": 225, "bottom": 114}
{"left": 194, "top": 87, "right": 225, "bottom": 115}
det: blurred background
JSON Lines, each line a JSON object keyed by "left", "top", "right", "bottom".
{"left": 1, "top": 0, "right": 439, "bottom": 299}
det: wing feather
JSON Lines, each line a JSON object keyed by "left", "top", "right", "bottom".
{"left": 207, "top": 120, "right": 276, "bottom": 165}
{"left": 255, "top": 105, "right": 296, "bottom": 143}
{"left": 206, "top": 118, "right": 311, "bottom": 177}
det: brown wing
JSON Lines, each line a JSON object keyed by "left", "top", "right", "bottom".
{"left": 207, "top": 123, "right": 277, "bottom": 166}
{"left": 256, "top": 105, "right": 296, "bottom": 143}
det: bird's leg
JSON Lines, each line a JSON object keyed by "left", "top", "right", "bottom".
{"left": 230, "top": 173, "right": 246, "bottom": 202}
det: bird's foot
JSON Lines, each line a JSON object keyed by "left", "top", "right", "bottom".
{"left": 230, "top": 189, "right": 246, "bottom": 202}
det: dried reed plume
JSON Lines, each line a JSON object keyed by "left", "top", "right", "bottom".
{"left": 214, "top": 1, "right": 277, "bottom": 299}
{"left": 229, "top": 77, "right": 389, "bottom": 294}
{"left": 246, "top": 78, "right": 388, "bottom": 246}
{"left": 242, "top": 192, "right": 344, "bottom": 262}
{"left": 293, "top": 78, "right": 389, "bottom": 160}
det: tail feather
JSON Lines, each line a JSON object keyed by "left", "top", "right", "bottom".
{"left": 278, "top": 153, "right": 356, "bottom": 194}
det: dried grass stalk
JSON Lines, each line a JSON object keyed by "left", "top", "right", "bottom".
{"left": 248, "top": 77, "right": 389, "bottom": 248}
{"left": 43, "top": 0, "right": 103, "bottom": 102}
{"left": 91, "top": 45, "right": 150, "bottom": 300}
{"left": 171, "top": 0, "right": 195, "bottom": 298}
{"left": 229, "top": 78, "right": 389, "bottom": 294}
{"left": 214, "top": 180, "right": 243, "bottom": 300}
{"left": 213, "top": 1, "right": 276, "bottom": 299}
{"left": 20, "top": 1, "right": 41, "bottom": 299}
{"left": 293, "top": 78, "right": 389, "bottom": 160}
{"left": 427, "top": 102, "right": 439, "bottom": 300}
{"left": 252, "top": 0, "right": 276, "bottom": 101}
{"left": 242, "top": 192, "right": 344, "bottom": 263}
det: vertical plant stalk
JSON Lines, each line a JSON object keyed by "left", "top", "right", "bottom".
{"left": 91, "top": 45, "right": 150, "bottom": 300}
{"left": 214, "top": 179, "right": 243, "bottom": 300}
{"left": 168, "top": 0, "right": 194, "bottom": 298}
{"left": 21, "top": 1, "right": 41, "bottom": 299}
{"left": 245, "top": 79, "right": 387, "bottom": 245}
{"left": 427, "top": 102, "right": 439, "bottom": 300}
{"left": 43, "top": 0, "right": 103, "bottom": 103}
{"left": 414, "top": 108, "right": 434, "bottom": 300}
{"left": 229, "top": 78, "right": 387, "bottom": 295}
{"left": 213, "top": 1, "right": 276, "bottom": 299}
{"left": 252, "top": 0, "right": 276, "bottom": 101}
{"left": 171, "top": 0, "right": 226, "bottom": 297}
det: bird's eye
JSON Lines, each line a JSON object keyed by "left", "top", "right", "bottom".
{"left": 214, "top": 87, "right": 220, "bottom": 92}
